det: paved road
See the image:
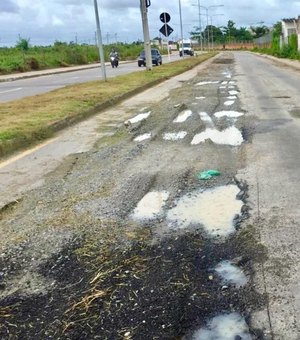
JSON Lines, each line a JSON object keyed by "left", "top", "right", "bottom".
{"left": 0, "top": 54, "right": 181, "bottom": 102}
{"left": 235, "top": 51, "right": 300, "bottom": 339}
{"left": 1, "top": 51, "right": 300, "bottom": 338}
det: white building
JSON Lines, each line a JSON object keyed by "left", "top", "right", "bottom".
{"left": 281, "top": 17, "right": 300, "bottom": 50}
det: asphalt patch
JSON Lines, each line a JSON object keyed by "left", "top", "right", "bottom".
{"left": 0, "top": 226, "right": 267, "bottom": 339}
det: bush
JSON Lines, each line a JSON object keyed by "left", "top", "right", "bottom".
{"left": 26, "top": 57, "right": 40, "bottom": 70}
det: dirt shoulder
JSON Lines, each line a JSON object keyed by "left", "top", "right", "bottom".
{"left": 0, "top": 52, "right": 267, "bottom": 339}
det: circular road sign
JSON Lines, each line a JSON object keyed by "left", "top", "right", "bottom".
{"left": 160, "top": 12, "right": 171, "bottom": 23}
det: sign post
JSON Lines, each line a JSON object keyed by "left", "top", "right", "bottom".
{"left": 159, "top": 12, "right": 173, "bottom": 61}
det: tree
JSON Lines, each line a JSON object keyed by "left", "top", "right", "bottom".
{"left": 190, "top": 27, "right": 203, "bottom": 44}
{"left": 16, "top": 36, "right": 30, "bottom": 51}
{"left": 236, "top": 27, "right": 253, "bottom": 41}
{"left": 273, "top": 21, "right": 282, "bottom": 37}
{"left": 223, "top": 20, "right": 238, "bottom": 42}
{"left": 250, "top": 25, "right": 270, "bottom": 39}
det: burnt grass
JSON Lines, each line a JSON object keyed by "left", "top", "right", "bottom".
{"left": 0, "top": 226, "right": 267, "bottom": 340}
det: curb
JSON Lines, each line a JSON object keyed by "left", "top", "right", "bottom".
{"left": 252, "top": 52, "right": 300, "bottom": 71}
{"left": 0, "top": 61, "right": 134, "bottom": 83}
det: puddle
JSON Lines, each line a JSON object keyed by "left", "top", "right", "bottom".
{"left": 163, "top": 131, "right": 187, "bottom": 141}
{"left": 126, "top": 111, "right": 151, "bottom": 124}
{"left": 214, "top": 111, "right": 244, "bottom": 118}
{"left": 173, "top": 110, "right": 193, "bottom": 123}
{"left": 215, "top": 261, "right": 248, "bottom": 287}
{"left": 222, "top": 71, "right": 232, "bottom": 79}
{"left": 134, "top": 133, "right": 152, "bottom": 142}
{"left": 229, "top": 90, "right": 239, "bottom": 96}
{"left": 199, "top": 112, "right": 214, "bottom": 125}
{"left": 191, "top": 126, "right": 244, "bottom": 146}
{"left": 195, "top": 96, "right": 206, "bottom": 100}
{"left": 224, "top": 100, "right": 235, "bottom": 106}
{"left": 195, "top": 81, "right": 219, "bottom": 86}
{"left": 227, "top": 96, "right": 237, "bottom": 100}
{"left": 191, "top": 313, "right": 251, "bottom": 340}
{"left": 131, "top": 191, "right": 169, "bottom": 220}
{"left": 167, "top": 185, "right": 243, "bottom": 237}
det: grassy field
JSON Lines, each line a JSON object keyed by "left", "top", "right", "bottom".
{"left": 0, "top": 43, "right": 151, "bottom": 74}
{"left": 0, "top": 53, "right": 216, "bottom": 158}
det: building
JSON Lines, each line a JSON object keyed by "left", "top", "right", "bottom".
{"left": 281, "top": 16, "right": 300, "bottom": 50}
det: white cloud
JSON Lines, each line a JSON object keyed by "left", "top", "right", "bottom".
{"left": 1, "top": 0, "right": 300, "bottom": 46}
{"left": 52, "top": 15, "right": 64, "bottom": 27}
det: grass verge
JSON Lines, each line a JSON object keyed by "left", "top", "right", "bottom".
{"left": 0, "top": 53, "right": 216, "bottom": 158}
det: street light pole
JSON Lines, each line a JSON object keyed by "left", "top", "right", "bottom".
{"left": 199, "top": 5, "right": 224, "bottom": 50}
{"left": 197, "top": 0, "right": 203, "bottom": 51}
{"left": 140, "top": 0, "right": 152, "bottom": 70}
{"left": 93, "top": 0, "right": 106, "bottom": 81}
{"left": 179, "top": 0, "right": 184, "bottom": 58}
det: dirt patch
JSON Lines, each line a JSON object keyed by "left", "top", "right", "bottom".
{"left": 0, "top": 224, "right": 266, "bottom": 339}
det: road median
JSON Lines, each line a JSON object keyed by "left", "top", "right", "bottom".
{"left": 0, "top": 53, "right": 217, "bottom": 159}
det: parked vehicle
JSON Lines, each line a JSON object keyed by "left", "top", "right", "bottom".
{"left": 138, "top": 49, "right": 162, "bottom": 67}
{"left": 179, "top": 39, "right": 194, "bottom": 57}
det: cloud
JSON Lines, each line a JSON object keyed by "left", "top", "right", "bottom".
{"left": 0, "top": 0, "right": 19, "bottom": 13}
{"left": 1, "top": 0, "right": 300, "bottom": 46}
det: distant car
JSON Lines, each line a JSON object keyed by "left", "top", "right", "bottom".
{"left": 138, "top": 49, "right": 162, "bottom": 67}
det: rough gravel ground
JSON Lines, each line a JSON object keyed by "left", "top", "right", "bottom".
{"left": 0, "top": 53, "right": 266, "bottom": 339}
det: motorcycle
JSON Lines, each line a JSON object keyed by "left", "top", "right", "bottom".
{"left": 110, "top": 55, "right": 119, "bottom": 68}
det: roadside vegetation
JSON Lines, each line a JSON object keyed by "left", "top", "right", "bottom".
{"left": 252, "top": 22, "right": 300, "bottom": 60}
{"left": 0, "top": 52, "right": 216, "bottom": 158}
{"left": 0, "top": 38, "right": 146, "bottom": 74}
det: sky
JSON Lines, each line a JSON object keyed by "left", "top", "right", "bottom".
{"left": 0, "top": 0, "right": 300, "bottom": 46}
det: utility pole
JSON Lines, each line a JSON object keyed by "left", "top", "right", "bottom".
{"left": 197, "top": 0, "right": 203, "bottom": 51}
{"left": 179, "top": 0, "right": 184, "bottom": 58}
{"left": 93, "top": 0, "right": 107, "bottom": 81}
{"left": 140, "top": 0, "right": 152, "bottom": 71}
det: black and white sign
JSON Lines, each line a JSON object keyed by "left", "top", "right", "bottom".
{"left": 159, "top": 24, "right": 173, "bottom": 37}
{"left": 160, "top": 12, "right": 171, "bottom": 23}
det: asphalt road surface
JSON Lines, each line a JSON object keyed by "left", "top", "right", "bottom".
{"left": 0, "top": 54, "right": 181, "bottom": 102}
{"left": 1, "top": 51, "right": 300, "bottom": 339}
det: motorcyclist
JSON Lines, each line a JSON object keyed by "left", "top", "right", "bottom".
{"left": 109, "top": 49, "right": 119, "bottom": 60}
{"left": 109, "top": 49, "right": 119, "bottom": 68}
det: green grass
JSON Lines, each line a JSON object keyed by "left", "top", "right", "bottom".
{"left": 0, "top": 53, "right": 217, "bottom": 158}
{"left": 0, "top": 43, "right": 147, "bottom": 74}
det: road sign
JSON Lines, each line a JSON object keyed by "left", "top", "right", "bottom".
{"left": 160, "top": 12, "right": 171, "bottom": 23}
{"left": 159, "top": 24, "right": 173, "bottom": 37}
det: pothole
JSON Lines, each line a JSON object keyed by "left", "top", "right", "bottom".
{"left": 166, "top": 185, "right": 243, "bottom": 237}
{"left": 214, "top": 58, "right": 234, "bottom": 64}
{"left": 214, "top": 111, "right": 244, "bottom": 119}
{"left": 125, "top": 111, "right": 151, "bottom": 124}
{"left": 163, "top": 132, "right": 187, "bottom": 141}
{"left": 173, "top": 110, "right": 193, "bottom": 123}
{"left": 191, "top": 126, "right": 244, "bottom": 146}
{"left": 224, "top": 100, "right": 235, "bottom": 106}
{"left": 195, "top": 81, "right": 219, "bottom": 86}
{"left": 189, "top": 313, "right": 251, "bottom": 340}
{"left": 199, "top": 112, "right": 214, "bottom": 125}
{"left": 134, "top": 133, "right": 152, "bottom": 142}
{"left": 215, "top": 260, "right": 248, "bottom": 288}
{"left": 131, "top": 191, "right": 169, "bottom": 220}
